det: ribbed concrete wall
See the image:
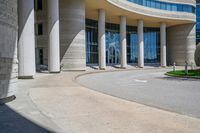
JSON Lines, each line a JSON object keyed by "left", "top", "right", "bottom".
{"left": 60, "top": 0, "right": 86, "bottom": 71}
{"left": 167, "top": 24, "right": 196, "bottom": 65}
{"left": 0, "top": 0, "right": 18, "bottom": 99}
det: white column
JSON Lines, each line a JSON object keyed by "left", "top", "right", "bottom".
{"left": 160, "top": 23, "right": 167, "bottom": 67}
{"left": 98, "top": 9, "right": 106, "bottom": 69}
{"left": 18, "top": 0, "right": 35, "bottom": 78}
{"left": 48, "top": 0, "right": 60, "bottom": 73}
{"left": 120, "top": 16, "right": 127, "bottom": 68}
{"left": 138, "top": 20, "right": 144, "bottom": 68}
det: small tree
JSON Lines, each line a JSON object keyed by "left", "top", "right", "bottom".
{"left": 195, "top": 43, "right": 200, "bottom": 66}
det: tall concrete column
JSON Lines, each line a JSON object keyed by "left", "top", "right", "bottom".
{"left": 18, "top": 0, "right": 35, "bottom": 78}
{"left": 60, "top": 0, "right": 86, "bottom": 71}
{"left": 138, "top": 20, "right": 144, "bottom": 68}
{"left": 160, "top": 23, "right": 167, "bottom": 67}
{"left": 98, "top": 9, "right": 106, "bottom": 69}
{"left": 48, "top": 0, "right": 60, "bottom": 73}
{"left": 167, "top": 24, "right": 196, "bottom": 65}
{"left": 0, "top": 0, "right": 18, "bottom": 101}
{"left": 120, "top": 16, "right": 127, "bottom": 68}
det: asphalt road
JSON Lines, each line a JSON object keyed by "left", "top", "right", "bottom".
{"left": 77, "top": 69, "right": 200, "bottom": 118}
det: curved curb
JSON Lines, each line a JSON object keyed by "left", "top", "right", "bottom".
{"left": 74, "top": 67, "right": 172, "bottom": 82}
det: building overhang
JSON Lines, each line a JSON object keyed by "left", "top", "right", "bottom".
{"left": 86, "top": 0, "right": 196, "bottom": 27}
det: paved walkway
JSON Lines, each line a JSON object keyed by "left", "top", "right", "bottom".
{"left": 1, "top": 68, "right": 200, "bottom": 133}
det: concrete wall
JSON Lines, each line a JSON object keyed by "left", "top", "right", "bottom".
{"left": 167, "top": 24, "right": 196, "bottom": 65}
{"left": 59, "top": 0, "right": 86, "bottom": 71}
{"left": 0, "top": 0, "right": 18, "bottom": 99}
{"left": 35, "top": 0, "right": 48, "bottom": 66}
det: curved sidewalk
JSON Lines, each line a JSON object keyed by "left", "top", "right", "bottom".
{"left": 2, "top": 68, "right": 200, "bottom": 133}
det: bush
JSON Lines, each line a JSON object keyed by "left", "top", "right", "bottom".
{"left": 195, "top": 43, "right": 200, "bottom": 66}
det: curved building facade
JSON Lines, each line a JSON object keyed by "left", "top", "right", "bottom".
{"left": 33, "top": 0, "right": 196, "bottom": 70}
{"left": 0, "top": 0, "right": 197, "bottom": 99}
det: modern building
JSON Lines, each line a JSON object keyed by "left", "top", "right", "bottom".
{"left": 197, "top": 0, "right": 200, "bottom": 44}
{"left": 0, "top": 0, "right": 197, "bottom": 100}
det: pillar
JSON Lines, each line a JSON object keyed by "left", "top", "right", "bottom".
{"left": 138, "top": 20, "right": 144, "bottom": 68}
{"left": 0, "top": 0, "right": 18, "bottom": 101}
{"left": 160, "top": 23, "right": 167, "bottom": 67}
{"left": 120, "top": 16, "right": 127, "bottom": 68}
{"left": 48, "top": 0, "right": 60, "bottom": 73}
{"left": 18, "top": 0, "right": 35, "bottom": 78}
{"left": 98, "top": 9, "right": 106, "bottom": 70}
{"left": 60, "top": 0, "right": 86, "bottom": 71}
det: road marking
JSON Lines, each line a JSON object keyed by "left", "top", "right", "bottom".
{"left": 134, "top": 79, "right": 147, "bottom": 83}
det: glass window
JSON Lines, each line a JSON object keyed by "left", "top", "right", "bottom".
{"left": 86, "top": 19, "right": 160, "bottom": 65}
{"left": 35, "top": 0, "right": 43, "bottom": 11}
{"left": 35, "top": 23, "right": 43, "bottom": 36}
{"left": 127, "top": 0, "right": 195, "bottom": 13}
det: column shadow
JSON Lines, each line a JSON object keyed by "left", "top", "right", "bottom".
{"left": 0, "top": 105, "right": 54, "bottom": 133}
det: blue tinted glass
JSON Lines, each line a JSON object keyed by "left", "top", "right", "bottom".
{"left": 127, "top": 0, "right": 195, "bottom": 13}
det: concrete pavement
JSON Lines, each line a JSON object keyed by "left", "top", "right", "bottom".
{"left": 0, "top": 68, "right": 200, "bottom": 133}
{"left": 77, "top": 68, "right": 200, "bottom": 118}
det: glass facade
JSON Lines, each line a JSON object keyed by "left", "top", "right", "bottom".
{"left": 86, "top": 19, "right": 160, "bottom": 65}
{"left": 86, "top": 19, "right": 98, "bottom": 64}
{"left": 197, "top": 2, "right": 200, "bottom": 44}
{"left": 128, "top": 0, "right": 195, "bottom": 13}
{"left": 106, "top": 23, "right": 120, "bottom": 64}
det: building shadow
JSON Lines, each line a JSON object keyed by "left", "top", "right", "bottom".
{"left": 158, "top": 76, "right": 199, "bottom": 82}
{"left": 0, "top": 105, "right": 54, "bottom": 133}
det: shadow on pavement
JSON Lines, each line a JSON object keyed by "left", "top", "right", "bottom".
{"left": 158, "top": 76, "right": 200, "bottom": 81}
{"left": 0, "top": 105, "right": 53, "bottom": 133}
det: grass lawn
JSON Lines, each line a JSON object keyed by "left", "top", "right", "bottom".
{"left": 166, "top": 69, "right": 200, "bottom": 78}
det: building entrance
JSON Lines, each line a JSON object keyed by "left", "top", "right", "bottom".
{"left": 106, "top": 43, "right": 119, "bottom": 64}
{"left": 106, "top": 31, "right": 120, "bottom": 65}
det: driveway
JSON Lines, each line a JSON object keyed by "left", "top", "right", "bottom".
{"left": 77, "top": 68, "right": 200, "bottom": 118}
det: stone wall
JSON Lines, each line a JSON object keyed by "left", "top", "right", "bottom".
{"left": 167, "top": 24, "right": 196, "bottom": 65}
{"left": 0, "top": 0, "right": 18, "bottom": 99}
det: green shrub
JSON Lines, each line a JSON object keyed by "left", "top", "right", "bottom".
{"left": 195, "top": 43, "right": 200, "bottom": 66}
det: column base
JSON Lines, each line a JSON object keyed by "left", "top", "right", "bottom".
{"left": 99, "top": 67, "right": 106, "bottom": 70}
{"left": 137, "top": 66, "right": 144, "bottom": 68}
{"left": 18, "top": 76, "right": 34, "bottom": 79}
{"left": 0, "top": 95, "right": 16, "bottom": 105}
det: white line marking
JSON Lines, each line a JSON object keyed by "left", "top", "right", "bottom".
{"left": 134, "top": 79, "right": 148, "bottom": 83}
